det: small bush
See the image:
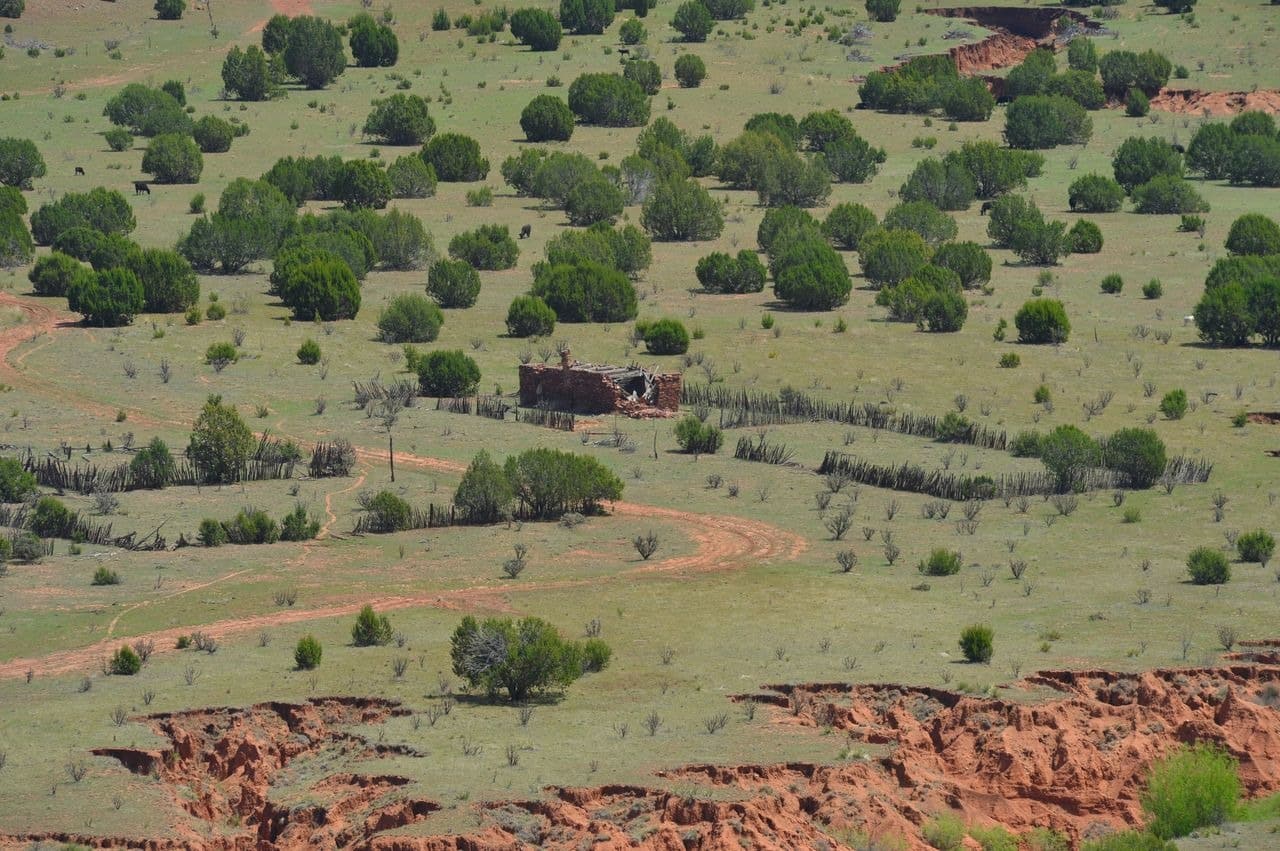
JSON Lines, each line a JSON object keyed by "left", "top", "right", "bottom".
{"left": 1067, "top": 219, "right": 1103, "bottom": 254}
{"left": 448, "top": 224, "right": 518, "bottom": 270}
{"left": 674, "top": 415, "right": 722, "bottom": 454}
{"left": 1237, "top": 530, "right": 1275, "bottom": 565}
{"left": 198, "top": 518, "right": 228, "bottom": 547}
{"left": 959, "top": 624, "right": 994, "bottom": 663}
{"left": 999, "top": 352, "right": 1020, "bottom": 368}
{"left": 922, "top": 814, "right": 966, "bottom": 851}
{"left": 427, "top": 259, "right": 481, "bottom": 308}
{"left": 1142, "top": 744, "right": 1241, "bottom": 839}
{"left": 919, "top": 548, "right": 962, "bottom": 576}
{"left": 1125, "top": 88, "right": 1150, "bottom": 117}
{"left": 1186, "top": 546, "right": 1229, "bottom": 585}
{"left": 640, "top": 318, "right": 690, "bottom": 355}
{"left": 417, "top": 349, "right": 481, "bottom": 397}
{"left": 104, "top": 128, "right": 133, "bottom": 152}
{"left": 377, "top": 293, "right": 443, "bottom": 343}
{"left": 1159, "top": 388, "right": 1187, "bottom": 420}
{"left": 366, "top": 490, "right": 411, "bottom": 532}
{"left": 505, "top": 295, "right": 556, "bottom": 337}
{"left": 352, "top": 604, "right": 393, "bottom": 646}
{"left": 108, "top": 645, "right": 142, "bottom": 675}
{"left": 297, "top": 338, "right": 321, "bottom": 364}
{"left": 205, "top": 341, "right": 239, "bottom": 368}
{"left": 674, "top": 54, "right": 706, "bottom": 88}
{"left": 294, "top": 634, "right": 322, "bottom": 669}
{"left": 92, "top": 566, "right": 121, "bottom": 586}
{"left": 1015, "top": 298, "right": 1070, "bottom": 344}
{"left": 1100, "top": 274, "right": 1124, "bottom": 294}
{"left": 1142, "top": 279, "right": 1163, "bottom": 299}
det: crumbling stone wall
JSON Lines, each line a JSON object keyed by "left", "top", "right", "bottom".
{"left": 518, "top": 361, "right": 681, "bottom": 416}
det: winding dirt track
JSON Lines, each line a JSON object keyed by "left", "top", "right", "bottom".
{"left": 0, "top": 294, "right": 807, "bottom": 681}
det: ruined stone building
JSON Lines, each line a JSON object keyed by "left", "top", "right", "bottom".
{"left": 518, "top": 350, "right": 681, "bottom": 418}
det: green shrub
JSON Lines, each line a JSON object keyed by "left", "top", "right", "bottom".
{"left": 674, "top": 53, "right": 706, "bottom": 88}
{"left": 104, "top": 128, "right": 133, "bottom": 152}
{"left": 280, "top": 504, "right": 320, "bottom": 541}
{"left": 223, "top": 507, "right": 280, "bottom": 544}
{"left": 865, "top": 0, "right": 900, "bottom": 22}
{"left": 641, "top": 177, "right": 723, "bottom": 241}
{"left": 567, "top": 73, "right": 651, "bottom": 127}
{"left": 427, "top": 259, "right": 482, "bottom": 308}
{"left": 108, "top": 645, "right": 142, "bottom": 675}
{"left": 1039, "top": 424, "right": 1100, "bottom": 492}
{"left": 387, "top": 155, "right": 437, "bottom": 199}
{"left": 1237, "top": 530, "right": 1276, "bottom": 565}
{"left": 1067, "top": 219, "right": 1103, "bottom": 254}
{"left": 451, "top": 614, "right": 597, "bottom": 700}
{"left": 1125, "top": 87, "right": 1150, "bottom": 117}
{"left": 619, "top": 17, "right": 646, "bottom": 45}
{"left": 282, "top": 15, "right": 346, "bottom": 89}
{"left": 366, "top": 490, "right": 412, "bottom": 532}
{"left": 448, "top": 224, "right": 518, "bottom": 270}
{"left": 349, "top": 13, "right": 398, "bottom": 67}
{"left": 206, "top": 301, "right": 227, "bottom": 321}
{"left": 931, "top": 241, "right": 991, "bottom": 289}
{"left": 129, "top": 437, "right": 175, "bottom": 489}
{"left": 0, "top": 136, "right": 46, "bottom": 188}
{"left": 772, "top": 237, "right": 852, "bottom": 310}
{"left": 999, "top": 352, "right": 1020, "bottom": 368}
{"left": 91, "top": 565, "right": 121, "bottom": 586}
{"left": 294, "top": 634, "right": 322, "bottom": 669}
{"left": 1015, "top": 298, "right": 1070, "bottom": 344}
{"left": 674, "top": 415, "right": 723, "bottom": 454}
{"left": 640, "top": 318, "right": 690, "bottom": 355}
{"left": 859, "top": 228, "right": 930, "bottom": 288}
{"left": 581, "top": 637, "right": 612, "bottom": 672}
{"left": 623, "top": 59, "right": 662, "bottom": 96}
{"left": 520, "top": 94, "right": 574, "bottom": 142}
{"left": 510, "top": 7, "right": 563, "bottom": 50}
{"left": 276, "top": 255, "right": 361, "bottom": 321}
{"left": 505, "top": 295, "right": 557, "bottom": 337}
{"left": 453, "top": 450, "right": 515, "bottom": 523}
{"left": 1069, "top": 173, "right": 1125, "bottom": 213}
{"left": 1114, "top": 136, "right": 1184, "bottom": 195}
{"left": 1225, "top": 214, "right": 1280, "bottom": 257}
{"left": 898, "top": 157, "right": 975, "bottom": 212}
{"left": 1102, "top": 428, "right": 1167, "bottom": 489}
{"left": 959, "top": 624, "right": 994, "bottom": 663}
{"left": 377, "top": 293, "right": 443, "bottom": 343}
{"left": 352, "top": 604, "right": 394, "bottom": 646}
{"left": 297, "top": 338, "right": 321, "bottom": 364}
{"left": 1186, "top": 546, "right": 1229, "bottom": 585}
{"left": 1081, "top": 832, "right": 1175, "bottom": 851}
{"left": 332, "top": 160, "right": 392, "bottom": 210}
{"left": 822, "top": 203, "right": 877, "bottom": 251}
{"left": 1158, "top": 388, "right": 1187, "bottom": 420}
{"left": 531, "top": 259, "right": 637, "bottom": 322}
{"left": 672, "top": 1, "right": 712, "bottom": 41}
{"left": 1142, "top": 744, "right": 1241, "bottom": 838}
{"left": 1100, "top": 273, "right": 1124, "bottom": 294}
{"left": 67, "top": 267, "right": 145, "bottom": 327}
{"left": 918, "top": 548, "right": 962, "bottom": 576}
{"left": 422, "top": 132, "right": 489, "bottom": 181}
{"left": 417, "top": 349, "right": 481, "bottom": 397}
{"left": 192, "top": 115, "right": 235, "bottom": 154}
{"left": 0, "top": 210, "right": 33, "bottom": 267}
{"left": 1009, "top": 430, "right": 1042, "bottom": 457}
{"left": 28, "top": 252, "right": 88, "bottom": 297}
{"left": 29, "top": 496, "right": 73, "bottom": 538}
{"left": 1004, "top": 95, "right": 1092, "bottom": 149}
{"left": 1143, "top": 279, "right": 1163, "bottom": 299}
{"left": 30, "top": 187, "right": 135, "bottom": 245}
{"left": 559, "top": 0, "right": 614, "bottom": 34}
{"left": 141, "top": 133, "right": 203, "bottom": 183}
{"left": 188, "top": 394, "right": 255, "bottom": 485}
{"left": 883, "top": 200, "right": 957, "bottom": 247}
{"left": 198, "top": 517, "right": 228, "bottom": 547}
{"left": 695, "top": 250, "right": 767, "bottom": 293}
{"left": 1132, "top": 176, "right": 1209, "bottom": 215}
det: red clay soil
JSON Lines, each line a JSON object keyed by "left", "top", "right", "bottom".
{"left": 6, "top": 697, "right": 438, "bottom": 850}
{"left": 1151, "top": 88, "right": 1280, "bottom": 116}
{"left": 949, "top": 32, "right": 1038, "bottom": 74}
{"left": 1246, "top": 411, "right": 1280, "bottom": 424}
{"left": 10, "top": 661, "right": 1279, "bottom": 850}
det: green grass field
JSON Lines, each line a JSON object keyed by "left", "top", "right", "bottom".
{"left": 2, "top": 0, "right": 1280, "bottom": 848}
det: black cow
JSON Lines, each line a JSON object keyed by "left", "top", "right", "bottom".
{"left": 74, "top": 166, "right": 85, "bottom": 176}
{"left": 519, "top": 224, "right": 532, "bottom": 239}
{"left": 1170, "top": 143, "right": 1186, "bottom": 154}
{"left": 980, "top": 201, "right": 994, "bottom": 215}
{"left": 134, "top": 181, "right": 150, "bottom": 195}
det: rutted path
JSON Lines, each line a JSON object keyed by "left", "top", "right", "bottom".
{"left": 0, "top": 295, "right": 807, "bottom": 680}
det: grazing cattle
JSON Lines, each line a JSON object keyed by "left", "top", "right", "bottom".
{"left": 980, "top": 201, "right": 994, "bottom": 215}
{"left": 134, "top": 181, "right": 150, "bottom": 195}
{"left": 519, "top": 224, "right": 532, "bottom": 239}
{"left": 1171, "top": 143, "right": 1186, "bottom": 154}
{"left": 74, "top": 166, "right": 85, "bottom": 176}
